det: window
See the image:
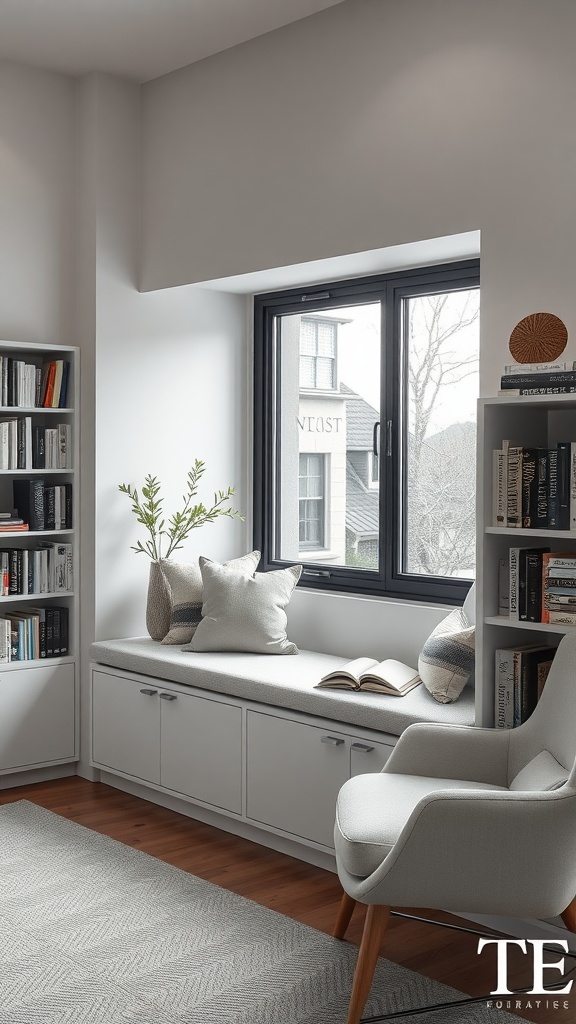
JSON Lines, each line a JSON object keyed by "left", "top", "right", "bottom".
{"left": 299, "top": 317, "right": 337, "bottom": 390}
{"left": 253, "top": 260, "right": 480, "bottom": 602}
{"left": 299, "top": 454, "right": 326, "bottom": 548}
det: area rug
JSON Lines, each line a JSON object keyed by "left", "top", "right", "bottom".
{"left": 0, "top": 800, "right": 528, "bottom": 1024}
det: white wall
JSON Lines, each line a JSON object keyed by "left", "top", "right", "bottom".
{"left": 141, "top": 0, "right": 576, "bottom": 401}
{"left": 0, "top": 63, "right": 76, "bottom": 345}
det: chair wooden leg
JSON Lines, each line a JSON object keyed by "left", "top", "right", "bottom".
{"left": 333, "top": 891, "right": 357, "bottom": 939}
{"left": 345, "top": 905, "right": 391, "bottom": 1024}
{"left": 561, "top": 896, "right": 576, "bottom": 932}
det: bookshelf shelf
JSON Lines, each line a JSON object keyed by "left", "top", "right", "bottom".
{"left": 485, "top": 526, "right": 576, "bottom": 539}
{"left": 484, "top": 615, "right": 572, "bottom": 634}
{"left": 0, "top": 340, "right": 78, "bottom": 776}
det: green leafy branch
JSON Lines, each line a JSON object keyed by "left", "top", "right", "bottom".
{"left": 119, "top": 459, "right": 243, "bottom": 561}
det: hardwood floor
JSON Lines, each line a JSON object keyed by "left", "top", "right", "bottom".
{"left": 0, "top": 776, "right": 573, "bottom": 1023}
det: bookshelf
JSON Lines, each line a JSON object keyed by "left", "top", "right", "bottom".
{"left": 477, "top": 394, "right": 576, "bottom": 727}
{"left": 0, "top": 340, "right": 78, "bottom": 777}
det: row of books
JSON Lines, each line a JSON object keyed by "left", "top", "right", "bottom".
{"left": 500, "top": 361, "right": 576, "bottom": 396}
{"left": 499, "top": 548, "right": 576, "bottom": 624}
{"left": 13, "top": 479, "right": 73, "bottom": 532}
{"left": 0, "top": 358, "right": 71, "bottom": 409}
{"left": 0, "top": 543, "right": 73, "bottom": 596}
{"left": 0, "top": 606, "right": 70, "bottom": 662}
{"left": 495, "top": 643, "right": 555, "bottom": 728}
{"left": 0, "top": 418, "right": 72, "bottom": 470}
{"left": 492, "top": 439, "right": 576, "bottom": 529}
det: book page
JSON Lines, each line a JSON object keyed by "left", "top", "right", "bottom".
{"left": 319, "top": 657, "right": 379, "bottom": 685}
{"left": 360, "top": 659, "right": 419, "bottom": 689}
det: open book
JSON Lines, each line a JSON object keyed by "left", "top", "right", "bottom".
{"left": 315, "top": 657, "right": 421, "bottom": 696}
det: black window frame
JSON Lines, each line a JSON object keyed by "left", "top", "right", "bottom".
{"left": 253, "top": 258, "right": 480, "bottom": 604}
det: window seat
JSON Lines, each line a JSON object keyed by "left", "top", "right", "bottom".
{"left": 89, "top": 636, "right": 475, "bottom": 737}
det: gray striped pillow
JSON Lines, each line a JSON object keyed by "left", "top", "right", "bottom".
{"left": 418, "top": 607, "right": 475, "bottom": 704}
{"left": 159, "top": 551, "right": 260, "bottom": 645}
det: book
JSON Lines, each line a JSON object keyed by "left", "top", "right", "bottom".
{"left": 541, "top": 552, "right": 576, "bottom": 623}
{"left": 519, "top": 647, "right": 555, "bottom": 723}
{"left": 499, "top": 386, "right": 576, "bottom": 396}
{"left": 502, "top": 361, "right": 576, "bottom": 374}
{"left": 498, "top": 558, "right": 509, "bottom": 615}
{"left": 315, "top": 657, "right": 421, "bottom": 695}
{"left": 493, "top": 449, "right": 507, "bottom": 525}
{"left": 12, "top": 478, "right": 45, "bottom": 531}
{"left": 547, "top": 448, "right": 559, "bottom": 529}
{"left": 523, "top": 548, "right": 549, "bottom": 622}
{"left": 505, "top": 443, "right": 523, "bottom": 527}
{"left": 500, "top": 371, "right": 576, "bottom": 387}
{"left": 520, "top": 447, "right": 538, "bottom": 527}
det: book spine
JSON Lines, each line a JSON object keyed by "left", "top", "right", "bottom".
{"left": 495, "top": 649, "right": 515, "bottom": 729}
{"left": 31, "top": 479, "right": 45, "bottom": 531}
{"left": 554, "top": 445, "right": 569, "bottom": 527}
{"left": 509, "top": 547, "right": 521, "bottom": 620}
{"left": 59, "top": 607, "right": 68, "bottom": 656}
{"left": 546, "top": 555, "right": 576, "bottom": 568}
{"left": 59, "top": 362, "right": 70, "bottom": 408}
{"left": 498, "top": 558, "right": 509, "bottom": 615}
{"left": 506, "top": 447, "right": 523, "bottom": 527}
{"left": 536, "top": 449, "right": 548, "bottom": 528}
{"left": 547, "top": 609, "right": 576, "bottom": 625}
{"left": 521, "top": 448, "right": 538, "bottom": 527}
{"left": 513, "top": 650, "right": 523, "bottom": 727}
{"left": 503, "top": 361, "right": 576, "bottom": 374}
{"left": 43, "top": 486, "right": 55, "bottom": 531}
{"left": 547, "top": 448, "right": 559, "bottom": 529}
{"left": 43, "top": 362, "right": 56, "bottom": 408}
{"left": 52, "top": 608, "right": 61, "bottom": 656}
{"left": 500, "top": 371, "right": 576, "bottom": 386}
{"left": 493, "top": 450, "right": 506, "bottom": 525}
{"left": 45, "top": 608, "right": 53, "bottom": 657}
{"left": 502, "top": 386, "right": 576, "bottom": 395}
{"left": 571, "top": 443, "right": 576, "bottom": 531}
{"left": 525, "top": 551, "right": 544, "bottom": 622}
{"left": 517, "top": 549, "right": 529, "bottom": 621}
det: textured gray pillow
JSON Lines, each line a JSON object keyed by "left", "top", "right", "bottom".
{"left": 184, "top": 559, "right": 302, "bottom": 655}
{"left": 418, "top": 607, "right": 475, "bottom": 704}
{"left": 160, "top": 551, "right": 260, "bottom": 645}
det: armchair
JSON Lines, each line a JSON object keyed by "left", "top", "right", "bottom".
{"left": 333, "top": 631, "right": 576, "bottom": 1024}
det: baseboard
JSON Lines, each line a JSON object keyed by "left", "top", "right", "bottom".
{"left": 0, "top": 763, "right": 77, "bottom": 790}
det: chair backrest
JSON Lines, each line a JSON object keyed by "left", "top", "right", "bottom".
{"left": 508, "top": 632, "right": 576, "bottom": 788}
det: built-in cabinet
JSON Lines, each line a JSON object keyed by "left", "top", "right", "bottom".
{"left": 478, "top": 394, "right": 576, "bottom": 727}
{"left": 0, "top": 341, "right": 78, "bottom": 779}
{"left": 91, "top": 664, "right": 395, "bottom": 853}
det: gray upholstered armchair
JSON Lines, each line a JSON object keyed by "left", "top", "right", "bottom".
{"left": 333, "top": 631, "right": 576, "bottom": 1024}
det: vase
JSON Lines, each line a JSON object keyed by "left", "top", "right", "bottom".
{"left": 146, "top": 560, "right": 172, "bottom": 641}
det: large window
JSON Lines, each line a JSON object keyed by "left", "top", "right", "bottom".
{"left": 253, "top": 260, "right": 480, "bottom": 602}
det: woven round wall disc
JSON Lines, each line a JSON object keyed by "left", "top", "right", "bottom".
{"left": 509, "top": 312, "right": 568, "bottom": 364}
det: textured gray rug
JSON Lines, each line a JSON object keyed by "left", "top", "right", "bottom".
{"left": 0, "top": 801, "right": 526, "bottom": 1024}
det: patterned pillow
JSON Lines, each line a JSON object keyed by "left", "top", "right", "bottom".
{"left": 184, "top": 559, "right": 302, "bottom": 655}
{"left": 418, "top": 607, "right": 475, "bottom": 704}
{"left": 160, "top": 551, "right": 260, "bottom": 645}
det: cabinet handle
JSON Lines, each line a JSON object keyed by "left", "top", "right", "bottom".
{"left": 350, "top": 742, "right": 375, "bottom": 754}
{"left": 321, "top": 735, "right": 344, "bottom": 746}
{"left": 159, "top": 692, "right": 177, "bottom": 701}
{"left": 140, "top": 688, "right": 158, "bottom": 696}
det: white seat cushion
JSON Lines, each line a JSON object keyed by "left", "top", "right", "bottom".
{"left": 335, "top": 772, "right": 507, "bottom": 878}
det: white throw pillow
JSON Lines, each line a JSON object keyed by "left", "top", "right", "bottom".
{"left": 184, "top": 558, "right": 302, "bottom": 655}
{"left": 160, "top": 551, "right": 260, "bottom": 645}
{"left": 418, "top": 606, "right": 475, "bottom": 704}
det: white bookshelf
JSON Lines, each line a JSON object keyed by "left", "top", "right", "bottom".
{"left": 0, "top": 341, "right": 78, "bottom": 777}
{"left": 477, "top": 395, "right": 576, "bottom": 727}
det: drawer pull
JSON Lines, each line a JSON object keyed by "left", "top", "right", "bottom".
{"left": 321, "top": 735, "right": 344, "bottom": 746}
{"left": 140, "top": 688, "right": 158, "bottom": 696}
{"left": 159, "top": 692, "right": 177, "bottom": 701}
{"left": 350, "top": 742, "right": 375, "bottom": 754}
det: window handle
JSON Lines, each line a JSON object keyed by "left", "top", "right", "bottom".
{"left": 386, "top": 419, "right": 393, "bottom": 457}
{"left": 372, "top": 421, "right": 380, "bottom": 457}
{"left": 303, "top": 569, "right": 331, "bottom": 578}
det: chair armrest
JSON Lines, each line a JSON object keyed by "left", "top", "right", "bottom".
{"left": 383, "top": 722, "right": 511, "bottom": 786}
{"left": 344, "top": 788, "right": 576, "bottom": 920}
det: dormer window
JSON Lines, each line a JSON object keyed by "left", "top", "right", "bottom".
{"left": 299, "top": 318, "right": 337, "bottom": 390}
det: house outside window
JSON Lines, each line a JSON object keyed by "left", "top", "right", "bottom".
{"left": 253, "top": 260, "right": 480, "bottom": 603}
{"left": 299, "top": 453, "right": 326, "bottom": 548}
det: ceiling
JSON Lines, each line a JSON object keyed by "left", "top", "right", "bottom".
{"left": 0, "top": 0, "right": 345, "bottom": 83}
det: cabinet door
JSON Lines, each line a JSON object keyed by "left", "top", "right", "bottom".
{"left": 0, "top": 664, "right": 75, "bottom": 771}
{"left": 246, "top": 711, "right": 349, "bottom": 848}
{"left": 349, "top": 736, "right": 394, "bottom": 777}
{"left": 92, "top": 670, "right": 160, "bottom": 784}
{"left": 160, "top": 691, "right": 242, "bottom": 813}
